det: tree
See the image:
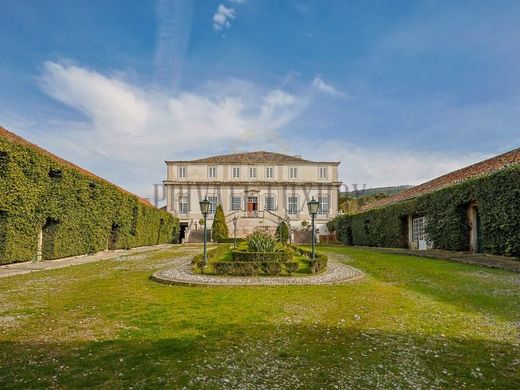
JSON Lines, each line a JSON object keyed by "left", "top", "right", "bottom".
{"left": 275, "top": 220, "right": 289, "bottom": 244}
{"left": 211, "top": 204, "right": 229, "bottom": 242}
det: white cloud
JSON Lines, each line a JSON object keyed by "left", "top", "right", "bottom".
{"left": 312, "top": 76, "right": 347, "bottom": 97}
{"left": 39, "top": 61, "right": 149, "bottom": 134}
{"left": 37, "top": 61, "right": 303, "bottom": 196}
{"left": 35, "top": 61, "right": 495, "bottom": 199}
{"left": 213, "top": 4, "right": 235, "bottom": 31}
{"left": 296, "top": 140, "right": 489, "bottom": 189}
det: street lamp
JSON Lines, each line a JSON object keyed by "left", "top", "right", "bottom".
{"left": 232, "top": 216, "right": 238, "bottom": 248}
{"left": 307, "top": 197, "right": 319, "bottom": 259}
{"left": 199, "top": 197, "right": 211, "bottom": 266}
{"left": 287, "top": 217, "right": 291, "bottom": 244}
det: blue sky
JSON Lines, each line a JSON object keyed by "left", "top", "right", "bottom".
{"left": 1, "top": 0, "right": 519, "bottom": 199}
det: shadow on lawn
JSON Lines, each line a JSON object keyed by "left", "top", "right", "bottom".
{"left": 321, "top": 246, "right": 520, "bottom": 322}
{"left": 1, "top": 324, "right": 518, "bottom": 389}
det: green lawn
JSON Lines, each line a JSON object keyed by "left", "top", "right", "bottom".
{"left": 1, "top": 245, "right": 519, "bottom": 389}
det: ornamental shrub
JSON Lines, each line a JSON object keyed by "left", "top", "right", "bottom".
{"left": 213, "top": 261, "right": 260, "bottom": 276}
{"left": 261, "top": 261, "right": 282, "bottom": 275}
{"left": 247, "top": 231, "right": 282, "bottom": 252}
{"left": 275, "top": 221, "right": 289, "bottom": 244}
{"left": 291, "top": 245, "right": 328, "bottom": 274}
{"left": 0, "top": 127, "right": 180, "bottom": 264}
{"left": 211, "top": 204, "right": 229, "bottom": 242}
{"left": 285, "top": 261, "right": 299, "bottom": 275}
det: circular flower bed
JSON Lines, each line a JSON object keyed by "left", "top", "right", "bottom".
{"left": 193, "top": 231, "right": 327, "bottom": 277}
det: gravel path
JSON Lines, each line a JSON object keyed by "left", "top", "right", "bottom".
{"left": 151, "top": 254, "right": 364, "bottom": 286}
{"left": 0, "top": 244, "right": 178, "bottom": 278}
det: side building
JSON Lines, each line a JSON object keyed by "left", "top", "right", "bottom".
{"left": 329, "top": 148, "right": 520, "bottom": 257}
{"left": 0, "top": 125, "right": 179, "bottom": 264}
{"left": 163, "top": 151, "right": 342, "bottom": 242}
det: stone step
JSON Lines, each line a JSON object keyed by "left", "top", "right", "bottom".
{"left": 187, "top": 229, "right": 211, "bottom": 243}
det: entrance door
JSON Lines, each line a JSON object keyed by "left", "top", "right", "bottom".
{"left": 247, "top": 196, "right": 258, "bottom": 216}
{"left": 179, "top": 223, "right": 188, "bottom": 243}
{"left": 412, "top": 216, "right": 427, "bottom": 250}
{"left": 469, "top": 205, "right": 482, "bottom": 253}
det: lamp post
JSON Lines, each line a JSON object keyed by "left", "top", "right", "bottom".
{"left": 307, "top": 197, "right": 319, "bottom": 259}
{"left": 287, "top": 217, "right": 291, "bottom": 244}
{"left": 199, "top": 197, "right": 211, "bottom": 266}
{"left": 232, "top": 216, "right": 238, "bottom": 248}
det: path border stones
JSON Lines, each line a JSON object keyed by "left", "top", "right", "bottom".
{"left": 151, "top": 256, "right": 364, "bottom": 286}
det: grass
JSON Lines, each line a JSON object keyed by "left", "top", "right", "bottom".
{"left": 1, "top": 245, "right": 519, "bottom": 388}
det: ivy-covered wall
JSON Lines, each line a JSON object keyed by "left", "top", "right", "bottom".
{"left": 0, "top": 129, "right": 179, "bottom": 264}
{"left": 328, "top": 166, "right": 520, "bottom": 257}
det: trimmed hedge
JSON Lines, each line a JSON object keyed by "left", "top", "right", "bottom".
{"left": 207, "top": 245, "right": 327, "bottom": 276}
{"left": 213, "top": 260, "right": 300, "bottom": 276}
{"left": 328, "top": 165, "right": 520, "bottom": 257}
{"left": 217, "top": 237, "right": 245, "bottom": 244}
{"left": 211, "top": 204, "right": 229, "bottom": 242}
{"left": 231, "top": 250, "right": 293, "bottom": 262}
{"left": 293, "top": 246, "right": 328, "bottom": 273}
{"left": 0, "top": 128, "right": 180, "bottom": 264}
{"left": 192, "top": 244, "right": 230, "bottom": 267}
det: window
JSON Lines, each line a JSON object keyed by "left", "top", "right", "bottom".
{"left": 231, "top": 196, "right": 242, "bottom": 211}
{"left": 178, "top": 166, "right": 187, "bottom": 178}
{"left": 249, "top": 166, "right": 257, "bottom": 179}
{"left": 232, "top": 167, "right": 240, "bottom": 178}
{"left": 266, "top": 167, "right": 273, "bottom": 179}
{"left": 264, "top": 195, "right": 276, "bottom": 211}
{"left": 318, "top": 196, "right": 329, "bottom": 215}
{"left": 319, "top": 167, "right": 328, "bottom": 179}
{"left": 208, "top": 166, "right": 217, "bottom": 178}
{"left": 412, "top": 217, "right": 426, "bottom": 241}
{"left": 289, "top": 167, "right": 298, "bottom": 179}
{"left": 178, "top": 196, "right": 189, "bottom": 215}
{"left": 208, "top": 196, "right": 218, "bottom": 215}
{"left": 0, "top": 151, "right": 9, "bottom": 177}
{"left": 287, "top": 196, "right": 299, "bottom": 215}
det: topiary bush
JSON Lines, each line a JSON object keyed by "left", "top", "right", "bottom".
{"left": 275, "top": 221, "right": 289, "bottom": 244}
{"left": 0, "top": 126, "right": 180, "bottom": 264}
{"left": 285, "top": 261, "right": 299, "bottom": 275}
{"left": 292, "top": 246, "right": 328, "bottom": 274}
{"left": 213, "top": 261, "right": 260, "bottom": 276}
{"left": 260, "top": 261, "right": 282, "bottom": 275}
{"left": 211, "top": 204, "right": 229, "bottom": 242}
{"left": 231, "top": 250, "right": 292, "bottom": 262}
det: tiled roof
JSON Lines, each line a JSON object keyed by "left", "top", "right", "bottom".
{"left": 167, "top": 151, "right": 338, "bottom": 164}
{"left": 362, "top": 148, "right": 520, "bottom": 211}
{"left": 0, "top": 125, "right": 152, "bottom": 206}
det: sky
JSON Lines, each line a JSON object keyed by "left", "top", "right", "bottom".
{"left": 1, "top": 0, "right": 519, "bottom": 200}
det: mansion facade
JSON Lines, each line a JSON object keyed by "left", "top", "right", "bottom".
{"left": 163, "top": 151, "right": 342, "bottom": 241}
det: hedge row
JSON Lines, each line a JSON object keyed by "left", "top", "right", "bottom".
{"left": 213, "top": 260, "right": 300, "bottom": 276}
{"left": 0, "top": 129, "right": 180, "bottom": 264}
{"left": 328, "top": 166, "right": 520, "bottom": 257}
{"left": 217, "top": 238, "right": 245, "bottom": 244}
{"left": 192, "top": 244, "right": 230, "bottom": 266}
{"left": 231, "top": 250, "right": 293, "bottom": 262}
{"left": 293, "top": 246, "right": 328, "bottom": 273}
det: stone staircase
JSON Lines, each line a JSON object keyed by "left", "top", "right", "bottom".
{"left": 186, "top": 229, "right": 211, "bottom": 243}
{"left": 226, "top": 210, "right": 282, "bottom": 238}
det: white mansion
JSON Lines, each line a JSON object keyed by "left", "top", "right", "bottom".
{"left": 163, "top": 151, "right": 342, "bottom": 241}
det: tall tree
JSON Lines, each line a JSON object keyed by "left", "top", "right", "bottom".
{"left": 275, "top": 220, "right": 289, "bottom": 244}
{"left": 211, "top": 204, "right": 229, "bottom": 242}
